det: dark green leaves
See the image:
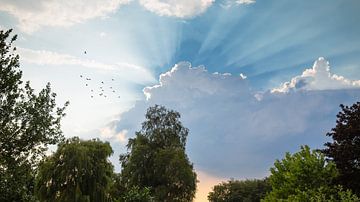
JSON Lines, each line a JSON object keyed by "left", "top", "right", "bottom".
{"left": 35, "top": 137, "right": 114, "bottom": 202}
{"left": 0, "top": 29, "right": 68, "bottom": 202}
{"left": 208, "top": 178, "right": 271, "bottom": 202}
{"left": 324, "top": 102, "right": 360, "bottom": 195}
{"left": 119, "top": 105, "right": 197, "bottom": 202}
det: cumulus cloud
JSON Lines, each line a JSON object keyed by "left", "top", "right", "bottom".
{"left": 138, "top": 0, "right": 214, "bottom": 18}
{"left": 100, "top": 126, "right": 128, "bottom": 143}
{"left": 272, "top": 57, "right": 360, "bottom": 93}
{"left": 17, "top": 47, "right": 155, "bottom": 84}
{"left": 111, "top": 59, "right": 360, "bottom": 178}
{"left": 0, "top": 0, "right": 130, "bottom": 33}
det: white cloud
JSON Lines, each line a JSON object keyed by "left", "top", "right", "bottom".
{"left": 240, "top": 73, "right": 247, "bottom": 79}
{"left": 0, "top": 0, "right": 130, "bottom": 33}
{"left": 220, "top": 0, "right": 255, "bottom": 9}
{"left": 18, "top": 47, "right": 114, "bottom": 70}
{"left": 272, "top": 57, "right": 360, "bottom": 93}
{"left": 115, "top": 129, "right": 128, "bottom": 142}
{"left": 139, "top": 0, "right": 214, "bottom": 18}
{"left": 1, "top": 0, "right": 255, "bottom": 32}
{"left": 236, "top": 0, "right": 255, "bottom": 5}
{"left": 99, "top": 32, "right": 107, "bottom": 37}
{"left": 100, "top": 126, "right": 128, "bottom": 143}
{"left": 17, "top": 47, "right": 155, "bottom": 84}
{"left": 112, "top": 60, "right": 360, "bottom": 178}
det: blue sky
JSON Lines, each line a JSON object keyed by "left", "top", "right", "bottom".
{"left": 1, "top": 0, "right": 360, "bottom": 200}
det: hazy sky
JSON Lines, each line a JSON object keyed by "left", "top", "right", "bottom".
{"left": 1, "top": 0, "right": 360, "bottom": 201}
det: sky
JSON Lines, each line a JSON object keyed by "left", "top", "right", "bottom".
{"left": 1, "top": 0, "right": 360, "bottom": 201}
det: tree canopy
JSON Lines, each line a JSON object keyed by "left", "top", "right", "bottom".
{"left": 263, "top": 145, "right": 338, "bottom": 201}
{"left": 119, "top": 105, "right": 197, "bottom": 202}
{"left": 208, "top": 178, "right": 271, "bottom": 202}
{"left": 323, "top": 102, "right": 360, "bottom": 195}
{"left": 0, "top": 29, "right": 68, "bottom": 202}
{"left": 35, "top": 137, "right": 114, "bottom": 202}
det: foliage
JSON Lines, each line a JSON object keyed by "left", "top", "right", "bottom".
{"left": 122, "top": 186, "right": 153, "bottom": 202}
{"left": 208, "top": 178, "right": 271, "bottom": 202}
{"left": 108, "top": 173, "right": 126, "bottom": 201}
{"left": 263, "top": 145, "right": 338, "bottom": 201}
{"left": 119, "top": 105, "right": 197, "bottom": 202}
{"left": 35, "top": 137, "right": 114, "bottom": 202}
{"left": 264, "top": 185, "right": 359, "bottom": 202}
{"left": 0, "top": 29, "right": 68, "bottom": 202}
{"left": 323, "top": 102, "right": 360, "bottom": 195}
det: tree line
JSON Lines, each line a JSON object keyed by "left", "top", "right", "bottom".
{"left": 207, "top": 101, "right": 360, "bottom": 200}
{"left": 1, "top": 29, "right": 360, "bottom": 201}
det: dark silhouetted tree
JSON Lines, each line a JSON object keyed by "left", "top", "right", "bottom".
{"left": 119, "top": 105, "right": 197, "bottom": 202}
{"left": 0, "top": 29, "right": 68, "bottom": 202}
{"left": 208, "top": 178, "right": 271, "bottom": 202}
{"left": 323, "top": 102, "right": 360, "bottom": 196}
{"left": 35, "top": 137, "right": 114, "bottom": 202}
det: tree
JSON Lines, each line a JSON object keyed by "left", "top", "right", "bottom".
{"left": 208, "top": 178, "right": 271, "bottom": 202}
{"left": 323, "top": 102, "right": 360, "bottom": 195}
{"left": 122, "top": 186, "right": 153, "bottom": 202}
{"left": 283, "top": 185, "right": 360, "bottom": 202}
{"left": 35, "top": 137, "right": 114, "bottom": 202}
{"left": 263, "top": 145, "right": 338, "bottom": 201}
{"left": 0, "top": 29, "right": 68, "bottom": 201}
{"left": 119, "top": 105, "right": 197, "bottom": 202}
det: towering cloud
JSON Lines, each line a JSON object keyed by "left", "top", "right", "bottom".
{"left": 109, "top": 59, "right": 360, "bottom": 178}
{"left": 272, "top": 57, "right": 360, "bottom": 93}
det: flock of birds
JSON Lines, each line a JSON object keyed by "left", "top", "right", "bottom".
{"left": 80, "top": 74, "right": 121, "bottom": 99}
{"left": 80, "top": 50, "right": 121, "bottom": 100}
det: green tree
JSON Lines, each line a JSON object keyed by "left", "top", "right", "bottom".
{"left": 122, "top": 186, "right": 153, "bottom": 202}
{"left": 0, "top": 29, "right": 68, "bottom": 202}
{"left": 109, "top": 174, "right": 153, "bottom": 202}
{"left": 263, "top": 145, "right": 338, "bottom": 201}
{"left": 119, "top": 105, "right": 197, "bottom": 202}
{"left": 284, "top": 185, "right": 360, "bottom": 202}
{"left": 208, "top": 178, "right": 271, "bottom": 202}
{"left": 323, "top": 102, "right": 360, "bottom": 195}
{"left": 35, "top": 137, "right": 114, "bottom": 202}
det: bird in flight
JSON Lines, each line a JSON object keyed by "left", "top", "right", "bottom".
{"left": 84, "top": 51, "right": 87, "bottom": 54}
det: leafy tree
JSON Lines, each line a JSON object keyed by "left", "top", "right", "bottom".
{"left": 109, "top": 174, "right": 153, "bottom": 202}
{"left": 263, "top": 145, "right": 338, "bottom": 201}
{"left": 208, "top": 178, "right": 271, "bottom": 202}
{"left": 122, "top": 186, "right": 153, "bottom": 202}
{"left": 284, "top": 185, "right": 360, "bottom": 202}
{"left": 35, "top": 137, "right": 114, "bottom": 202}
{"left": 0, "top": 29, "right": 68, "bottom": 201}
{"left": 323, "top": 102, "right": 360, "bottom": 195}
{"left": 119, "top": 105, "right": 197, "bottom": 202}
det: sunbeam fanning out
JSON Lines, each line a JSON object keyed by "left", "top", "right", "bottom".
{"left": 1, "top": 0, "right": 360, "bottom": 201}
